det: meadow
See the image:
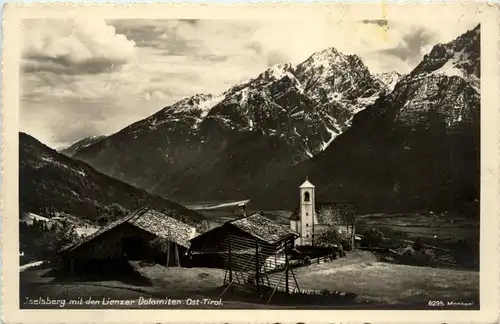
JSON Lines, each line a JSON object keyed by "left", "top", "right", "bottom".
{"left": 20, "top": 250, "right": 478, "bottom": 309}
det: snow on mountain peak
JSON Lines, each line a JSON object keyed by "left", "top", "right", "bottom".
{"left": 168, "top": 93, "right": 225, "bottom": 116}
{"left": 309, "top": 47, "right": 342, "bottom": 61}
{"left": 196, "top": 94, "right": 226, "bottom": 118}
{"left": 59, "top": 135, "right": 107, "bottom": 157}
{"left": 143, "top": 93, "right": 226, "bottom": 131}
{"left": 387, "top": 25, "right": 480, "bottom": 127}
{"left": 125, "top": 44, "right": 385, "bottom": 155}
{"left": 431, "top": 49, "right": 469, "bottom": 77}
{"left": 375, "top": 71, "right": 402, "bottom": 92}
{"left": 257, "top": 62, "right": 296, "bottom": 82}
{"left": 269, "top": 62, "right": 294, "bottom": 75}
{"left": 410, "top": 25, "right": 479, "bottom": 82}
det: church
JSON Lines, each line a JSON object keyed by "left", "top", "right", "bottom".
{"left": 289, "top": 178, "right": 356, "bottom": 246}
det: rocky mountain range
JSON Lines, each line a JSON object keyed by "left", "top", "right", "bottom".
{"left": 65, "top": 24, "right": 480, "bottom": 216}
{"left": 59, "top": 135, "right": 107, "bottom": 157}
{"left": 20, "top": 132, "right": 205, "bottom": 225}
{"left": 72, "top": 47, "right": 389, "bottom": 202}
{"left": 374, "top": 71, "right": 402, "bottom": 92}
{"left": 250, "top": 24, "right": 480, "bottom": 215}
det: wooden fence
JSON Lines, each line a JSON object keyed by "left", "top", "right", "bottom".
{"left": 306, "top": 253, "right": 337, "bottom": 265}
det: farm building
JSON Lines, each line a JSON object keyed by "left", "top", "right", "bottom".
{"left": 190, "top": 212, "right": 299, "bottom": 254}
{"left": 289, "top": 178, "right": 356, "bottom": 246}
{"left": 58, "top": 208, "right": 196, "bottom": 273}
{"left": 190, "top": 212, "right": 300, "bottom": 295}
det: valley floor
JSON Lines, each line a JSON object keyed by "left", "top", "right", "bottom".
{"left": 20, "top": 251, "right": 478, "bottom": 310}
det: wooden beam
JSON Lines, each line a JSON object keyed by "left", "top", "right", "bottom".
{"left": 69, "top": 258, "right": 75, "bottom": 276}
{"left": 291, "top": 268, "right": 301, "bottom": 293}
{"left": 285, "top": 240, "right": 290, "bottom": 295}
{"left": 351, "top": 222, "right": 356, "bottom": 251}
{"left": 266, "top": 266, "right": 287, "bottom": 305}
{"left": 255, "top": 241, "right": 260, "bottom": 294}
{"left": 228, "top": 238, "right": 233, "bottom": 282}
{"left": 175, "top": 243, "right": 180, "bottom": 267}
{"left": 166, "top": 241, "right": 170, "bottom": 267}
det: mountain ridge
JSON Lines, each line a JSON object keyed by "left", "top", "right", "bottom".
{"left": 59, "top": 135, "right": 107, "bottom": 157}
{"left": 249, "top": 24, "right": 480, "bottom": 215}
{"left": 72, "top": 45, "right": 385, "bottom": 202}
{"left": 20, "top": 132, "right": 206, "bottom": 225}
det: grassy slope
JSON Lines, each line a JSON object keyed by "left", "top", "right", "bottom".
{"left": 21, "top": 251, "right": 478, "bottom": 309}
{"left": 294, "top": 251, "right": 479, "bottom": 305}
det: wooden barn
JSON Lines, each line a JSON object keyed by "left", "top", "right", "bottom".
{"left": 190, "top": 212, "right": 298, "bottom": 255}
{"left": 58, "top": 208, "right": 196, "bottom": 274}
{"left": 190, "top": 212, "right": 300, "bottom": 294}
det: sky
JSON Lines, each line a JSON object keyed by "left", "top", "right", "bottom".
{"left": 20, "top": 17, "right": 480, "bottom": 148}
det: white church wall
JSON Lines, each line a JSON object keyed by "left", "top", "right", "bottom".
{"left": 299, "top": 185, "right": 315, "bottom": 246}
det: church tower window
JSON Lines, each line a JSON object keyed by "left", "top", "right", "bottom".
{"left": 304, "top": 191, "right": 310, "bottom": 202}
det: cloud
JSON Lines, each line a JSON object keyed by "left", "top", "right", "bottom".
{"left": 21, "top": 98, "right": 117, "bottom": 149}
{"left": 376, "top": 27, "right": 436, "bottom": 69}
{"left": 22, "top": 19, "right": 137, "bottom": 75}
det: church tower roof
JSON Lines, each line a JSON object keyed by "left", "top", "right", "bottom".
{"left": 299, "top": 178, "right": 315, "bottom": 188}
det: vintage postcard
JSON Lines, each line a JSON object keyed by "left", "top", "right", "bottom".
{"left": 2, "top": 2, "right": 499, "bottom": 323}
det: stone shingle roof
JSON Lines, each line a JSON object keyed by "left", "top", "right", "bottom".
{"left": 130, "top": 209, "right": 196, "bottom": 248}
{"left": 60, "top": 208, "right": 196, "bottom": 254}
{"left": 229, "top": 213, "right": 298, "bottom": 244}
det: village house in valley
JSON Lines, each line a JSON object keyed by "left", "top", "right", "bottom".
{"left": 289, "top": 178, "right": 357, "bottom": 246}
{"left": 58, "top": 208, "right": 197, "bottom": 273}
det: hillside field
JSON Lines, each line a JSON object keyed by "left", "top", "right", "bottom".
{"left": 20, "top": 251, "right": 478, "bottom": 309}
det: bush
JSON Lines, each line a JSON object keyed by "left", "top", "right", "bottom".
{"left": 361, "top": 227, "right": 384, "bottom": 247}
{"left": 320, "top": 289, "right": 331, "bottom": 296}
{"left": 315, "top": 227, "right": 351, "bottom": 247}
{"left": 403, "top": 245, "right": 415, "bottom": 256}
{"left": 393, "top": 229, "right": 409, "bottom": 239}
{"left": 383, "top": 256, "right": 395, "bottom": 262}
{"left": 412, "top": 238, "right": 424, "bottom": 251}
{"left": 19, "top": 218, "right": 81, "bottom": 261}
{"left": 98, "top": 203, "right": 128, "bottom": 224}
{"left": 420, "top": 249, "right": 436, "bottom": 261}
{"left": 195, "top": 220, "right": 213, "bottom": 234}
{"left": 336, "top": 243, "right": 346, "bottom": 257}
{"left": 96, "top": 215, "right": 109, "bottom": 226}
{"left": 340, "top": 239, "right": 351, "bottom": 251}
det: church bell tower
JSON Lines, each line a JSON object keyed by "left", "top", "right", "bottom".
{"left": 299, "top": 178, "right": 315, "bottom": 245}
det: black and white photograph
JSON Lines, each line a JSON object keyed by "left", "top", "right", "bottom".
{"left": 2, "top": 2, "right": 500, "bottom": 323}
